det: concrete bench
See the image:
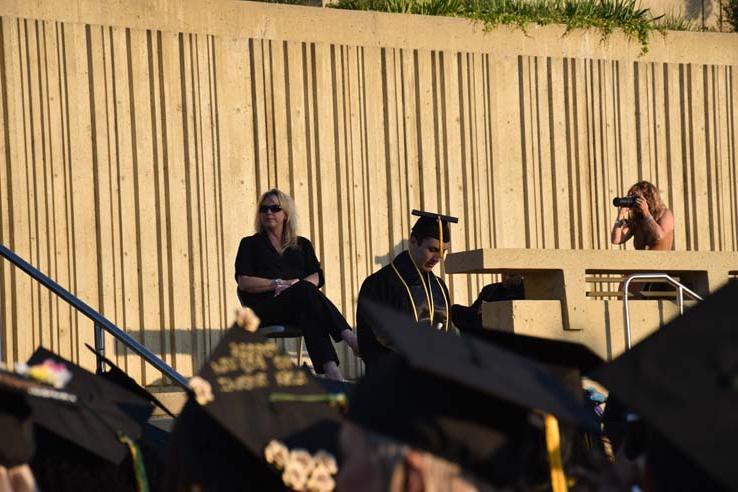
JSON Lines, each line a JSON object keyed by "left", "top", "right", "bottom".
{"left": 445, "top": 248, "right": 737, "bottom": 358}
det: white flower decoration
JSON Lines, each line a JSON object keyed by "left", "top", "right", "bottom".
{"left": 313, "top": 451, "right": 338, "bottom": 475}
{"left": 265, "top": 443, "right": 337, "bottom": 491}
{"left": 235, "top": 307, "right": 260, "bottom": 332}
{"left": 282, "top": 461, "right": 309, "bottom": 491}
{"left": 289, "top": 449, "right": 316, "bottom": 476}
{"left": 306, "top": 465, "right": 336, "bottom": 492}
{"left": 188, "top": 376, "right": 214, "bottom": 405}
{"left": 265, "top": 439, "right": 290, "bottom": 469}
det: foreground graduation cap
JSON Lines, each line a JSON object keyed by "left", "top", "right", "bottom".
{"left": 171, "top": 322, "right": 345, "bottom": 491}
{"left": 461, "top": 327, "right": 603, "bottom": 399}
{"left": 84, "top": 343, "right": 175, "bottom": 418}
{"left": 591, "top": 282, "right": 738, "bottom": 491}
{"left": 349, "top": 300, "right": 599, "bottom": 488}
{"left": 0, "top": 367, "right": 77, "bottom": 467}
{"left": 25, "top": 347, "right": 151, "bottom": 464}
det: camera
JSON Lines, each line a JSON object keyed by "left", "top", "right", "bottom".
{"left": 613, "top": 196, "right": 637, "bottom": 208}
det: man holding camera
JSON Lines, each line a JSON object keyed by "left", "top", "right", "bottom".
{"left": 610, "top": 181, "right": 674, "bottom": 251}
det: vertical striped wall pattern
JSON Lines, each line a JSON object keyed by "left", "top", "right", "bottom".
{"left": 0, "top": 13, "right": 736, "bottom": 381}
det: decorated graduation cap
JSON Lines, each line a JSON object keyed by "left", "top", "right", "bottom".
{"left": 0, "top": 366, "right": 77, "bottom": 467}
{"left": 182, "top": 309, "right": 345, "bottom": 492}
{"left": 349, "top": 300, "right": 598, "bottom": 490}
{"left": 591, "top": 282, "right": 738, "bottom": 491}
{"left": 410, "top": 209, "right": 458, "bottom": 258}
{"left": 23, "top": 347, "right": 152, "bottom": 465}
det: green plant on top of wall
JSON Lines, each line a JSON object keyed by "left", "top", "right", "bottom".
{"left": 331, "top": 0, "right": 669, "bottom": 54}
{"left": 724, "top": 0, "right": 738, "bottom": 31}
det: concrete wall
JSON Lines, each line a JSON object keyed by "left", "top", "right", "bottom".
{"left": 640, "top": 0, "right": 729, "bottom": 31}
{"left": 0, "top": 0, "right": 737, "bottom": 381}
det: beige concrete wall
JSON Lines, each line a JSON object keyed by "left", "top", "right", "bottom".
{"left": 0, "top": 0, "right": 737, "bottom": 381}
{"left": 640, "top": 0, "right": 728, "bottom": 31}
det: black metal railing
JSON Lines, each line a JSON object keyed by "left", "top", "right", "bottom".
{"left": 0, "top": 243, "right": 188, "bottom": 389}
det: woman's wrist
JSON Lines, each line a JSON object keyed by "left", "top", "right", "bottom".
{"left": 272, "top": 278, "right": 283, "bottom": 289}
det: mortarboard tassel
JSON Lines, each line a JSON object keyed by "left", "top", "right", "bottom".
{"left": 544, "top": 414, "right": 568, "bottom": 492}
{"left": 119, "top": 433, "right": 150, "bottom": 492}
{"left": 438, "top": 216, "right": 444, "bottom": 260}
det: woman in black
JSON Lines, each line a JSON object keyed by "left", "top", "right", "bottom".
{"left": 235, "top": 189, "right": 358, "bottom": 380}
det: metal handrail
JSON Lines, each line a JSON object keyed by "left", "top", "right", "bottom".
{"left": 622, "top": 273, "right": 703, "bottom": 350}
{"left": 0, "top": 243, "right": 188, "bottom": 389}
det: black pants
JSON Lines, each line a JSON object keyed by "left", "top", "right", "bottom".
{"left": 251, "top": 281, "right": 349, "bottom": 373}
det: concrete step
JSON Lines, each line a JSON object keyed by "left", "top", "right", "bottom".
{"left": 146, "top": 385, "right": 188, "bottom": 417}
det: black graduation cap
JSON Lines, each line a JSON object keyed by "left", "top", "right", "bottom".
{"left": 461, "top": 328, "right": 603, "bottom": 399}
{"left": 25, "top": 347, "right": 151, "bottom": 464}
{"left": 183, "top": 324, "right": 345, "bottom": 491}
{"left": 0, "top": 367, "right": 77, "bottom": 467}
{"left": 84, "top": 343, "right": 175, "bottom": 418}
{"left": 590, "top": 282, "right": 738, "bottom": 491}
{"left": 348, "top": 301, "right": 599, "bottom": 486}
{"left": 411, "top": 209, "right": 458, "bottom": 247}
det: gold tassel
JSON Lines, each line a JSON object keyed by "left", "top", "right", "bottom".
{"left": 438, "top": 217, "right": 444, "bottom": 260}
{"left": 544, "top": 414, "right": 568, "bottom": 492}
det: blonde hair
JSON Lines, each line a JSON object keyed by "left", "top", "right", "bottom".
{"left": 627, "top": 181, "right": 667, "bottom": 222}
{"left": 254, "top": 189, "right": 298, "bottom": 254}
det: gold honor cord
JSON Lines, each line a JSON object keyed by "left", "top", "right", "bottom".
{"left": 409, "top": 255, "right": 435, "bottom": 321}
{"left": 432, "top": 274, "right": 450, "bottom": 332}
{"left": 436, "top": 216, "right": 450, "bottom": 331}
{"left": 544, "top": 414, "right": 568, "bottom": 492}
{"left": 391, "top": 261, "right": 419, "bottom": 322}
{"left": 393, "top": 255, "right": 449, "bottom": 330}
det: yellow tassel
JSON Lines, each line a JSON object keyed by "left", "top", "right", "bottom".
{"left": 544, "top": 414, "right": 568, "bottom": 492}
{"left": 438, "top": 217, "right": 444, "bottom": 259}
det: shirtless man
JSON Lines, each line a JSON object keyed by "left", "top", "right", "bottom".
{"left": 611, "top": 181, "right": 674, "bottom": 251}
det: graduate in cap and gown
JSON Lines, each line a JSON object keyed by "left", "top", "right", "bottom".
{"left": 341, "top": 301, "right": 610, "bottom": 492}
{"left": 356, "top": 210, "right": 457, "bottom": 370}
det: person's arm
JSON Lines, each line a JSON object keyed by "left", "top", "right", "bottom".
{"left": 611, "top": 208, "right": 634, "bottom": 245}
{"left": 273, "top": 273, "right": 320, "bottom": 296}
{"left": 643, "top": 210, "right": 674, "bottom": 248}
{"left": 301, "top": 238, "right": 325, "bottom": 288}
{"left": 639, "top": 201, "right": 673, "bottom": 247}
{"left": 302, "top": 272, "right": 320, "bottom": 287}
{"left": 235, "top": 237, "right": 280, "bottom": 294}
{"left": 238, "top": 275, "right": 281, "bottom": 293}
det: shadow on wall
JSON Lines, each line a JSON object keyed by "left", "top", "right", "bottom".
{"left": 661, "top": 0, "right": 723, "bottom": 28}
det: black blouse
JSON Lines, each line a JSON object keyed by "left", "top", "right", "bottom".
{"left": 234, "top": 233, "right": 325, "bottom": 307}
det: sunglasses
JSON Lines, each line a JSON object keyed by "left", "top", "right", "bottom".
{"left": 259, "top": 204, "right": 283, "bottom": 214}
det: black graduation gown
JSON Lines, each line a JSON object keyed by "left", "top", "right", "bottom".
{"left": 356, "top": 250, "right": 451, "bottom": 369}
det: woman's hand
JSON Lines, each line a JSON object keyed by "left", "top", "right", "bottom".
{"left": 274, "top": 278, "right": 299, "bottom": 296}
{"left": 635, "top": 196, "right": 650, "bottom": 218}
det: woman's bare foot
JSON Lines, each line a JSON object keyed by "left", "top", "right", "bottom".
{"left": 341, "top": 329, "right": 360, "bottom": 356}
{"left": 322, "top": 361, "right": 344, "bottom": 381}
